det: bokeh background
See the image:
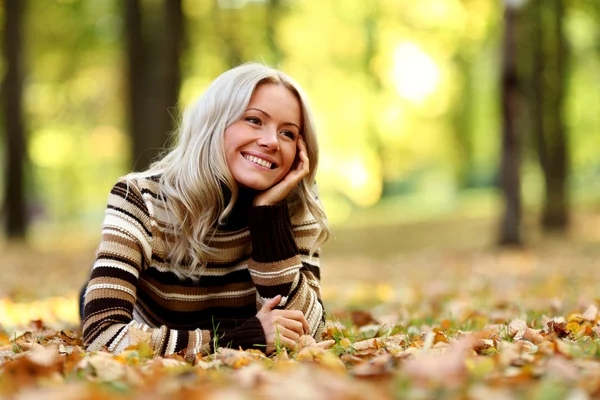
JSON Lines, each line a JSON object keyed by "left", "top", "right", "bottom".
{"left": 1, "top": 0, "right": 600, "bottom": 328}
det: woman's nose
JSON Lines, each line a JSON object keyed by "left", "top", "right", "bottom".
{"left": 257, "top": 129, "right": 279, "bottom": 151}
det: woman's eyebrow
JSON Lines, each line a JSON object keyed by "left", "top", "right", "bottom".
{"left": 246, "top": 107, "right": 300, "bottom": 130}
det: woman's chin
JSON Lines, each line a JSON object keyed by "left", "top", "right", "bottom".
{"left": 235, "top": 179, "right": 273, "bottom": 192}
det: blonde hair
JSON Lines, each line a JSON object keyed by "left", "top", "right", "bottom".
{"left": 127, "top": 62, "right": 330, "bottom": 279}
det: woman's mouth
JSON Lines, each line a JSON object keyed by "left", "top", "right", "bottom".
{"left": 243, "top": 154, "right": 275, "bottom": 169}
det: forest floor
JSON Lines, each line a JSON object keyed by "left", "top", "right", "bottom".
{"left": 2, "top": 209, "right": 600, "bottom": 398}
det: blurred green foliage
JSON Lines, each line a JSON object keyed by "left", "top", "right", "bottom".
{"left": 0, "top": 0, "right": 599, "bottom": 246}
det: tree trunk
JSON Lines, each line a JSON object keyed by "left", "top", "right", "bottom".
{"left": 529, "top": 0, "right": 569, "bottom": 231}
{"left": 125, "top": 0, "right": 145, "bottom": 171}
{"left": 541, "top": 0, "right": 569, "bottom": 230}
{"left": 3, "top": 0, "right": 27, "bottom": 239}
{"left": 160, "top": 0, "right": 183, "bottom": 149}
{"left": 499, "top": 5, "right": 522, "bottom": 246}
{"left": 126, "top": 0, "right": 183, "bottom": 172}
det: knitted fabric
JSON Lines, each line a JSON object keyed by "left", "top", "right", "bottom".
{"left": 82, "top": 176, "right": 324, "bottom": 357}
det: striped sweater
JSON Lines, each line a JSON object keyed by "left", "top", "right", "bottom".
{"left": 82, "top": 176, "right": 325, "bottom": 358}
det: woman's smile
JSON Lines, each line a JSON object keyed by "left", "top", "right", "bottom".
{"left": 242, "top": 152, "right": 277, "bottom": 170}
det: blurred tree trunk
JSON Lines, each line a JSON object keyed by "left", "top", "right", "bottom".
{"left": 531, "top": 0, "right": 569, "bottom": 231}
{"left": 499, "top": 4, "right": 522, "bottom": 246}
{"left": 3, "top": 0, "right": 27, "bottom": 239}
{"left": 126, "top": 0, "right": 183, "bottom": 172}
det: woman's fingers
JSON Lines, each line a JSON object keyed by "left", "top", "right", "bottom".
{"left": 273, "top": 335, "right": 297, "bottom": 351}
{"left": 252, "top": 137, "right": 310, "bottom": 206}
{"left": 257, "top": 295, "right": 282, "bottom": 315}
{"left": 272, "top": 324, "right": 301, "bottom": 344}
{"left": 275, "top": 316, "right": 305, "bottom": 337}
{"left": 297, "top": 137, "right": 309, "bottom": 173}
{"left": 276, "top": 310, "right": 310, "bottom": 334}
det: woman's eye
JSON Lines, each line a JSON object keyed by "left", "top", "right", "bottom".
{"left": 245, "top": 116, "right": 262, "bottom": 125}
{"left": 280, "top": 130, "right": 296, "bottom": 140}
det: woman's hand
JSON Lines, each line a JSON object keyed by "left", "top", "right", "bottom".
{"left": 256, "top": 294, "right": 310, "bottom": 354}
{"left": 253, "top": 137, "right": 309, "bottom": 207}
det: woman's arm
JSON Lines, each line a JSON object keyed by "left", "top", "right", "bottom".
{"left": 247, "top": 203, "right": 325, "bottom": 340}
{"left": 82, "top": 180, "right": 266, "bottom": 357}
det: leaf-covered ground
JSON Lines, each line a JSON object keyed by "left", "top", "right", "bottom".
{"left": 3, "top": 216, "right": 600, "bottom": 399}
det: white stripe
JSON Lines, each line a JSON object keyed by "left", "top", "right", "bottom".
{"left": 93, "top": 260, "right": 139, "bottom": 278}
{"left": 278, "top": 295, "right": 289, "bottom": 307}
{"left": 104, "top": 212, "right": 152, "bottom": 259}
{"left": 208, "top": 230, "right": 251, "bottom": 242}
{"left": 293, "top": 222, "right": 319, "bottom": 231}
{"left": 299, "top": 255, "right": 319, "bottom": 266}
{"left": 132, "top": 308, "right": 155, "bottom": 328}
{"left": 143, "top": 280, "right": 256, "bottom": 301}
{"left": 101, "top": 228, "right": 136, "bottom": 241}
{"left": 86, "top": 283, "right": 135, "bottom": 298}
{"left": 148, "top": 262, "right": 250, "bottom": 276}
{"left": 108, "top": 321, "right": 135, "bottom": 352}
{"left": 305, "top": 291, "right": 319, "bottom": 336}
{"left": 202, "top": 263, "right": 250, "bottom": 276}
{"left": 306, "top": 278, "right": 320, "bottom": 288}
{"left": 194, "top": 329, "right": 203, "bottom": 354}
{"left": 166, "top": 330, "right": 178, "bottom": 355}
{"left": 249, "top": 264, "right": 301, "bottom": 278}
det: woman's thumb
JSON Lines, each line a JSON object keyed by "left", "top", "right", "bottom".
{"left": 261, "top": 295, "right": 282, "bottom": 311}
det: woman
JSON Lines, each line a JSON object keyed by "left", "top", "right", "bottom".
{"left": 81, "top": 63, "right": 330, "bottom": 359}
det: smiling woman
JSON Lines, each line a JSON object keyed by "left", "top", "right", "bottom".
{"left": 224, "top": 84, "right": 301, "bottom": 192}
{"left": 80, "top": 63, "right": 330, "bottom": 359}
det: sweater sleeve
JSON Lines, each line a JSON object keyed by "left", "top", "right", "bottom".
{"left": 82, "top": 179, "right": 266, "bottom": 358}
{"left": 247, "top": 202, "right": 326, "bottom": 340}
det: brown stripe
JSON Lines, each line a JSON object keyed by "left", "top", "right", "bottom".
{"left": 140, "top": 275, "right": 254, "bottom": 297}
{"left": 138, "top": 282, "right": 256, "bottom": 312}
{"left": 101, "top": 231, "right": 140, "bottom": 248}
{"left": 85, "top": 286, "right": 136, "bottom": 305}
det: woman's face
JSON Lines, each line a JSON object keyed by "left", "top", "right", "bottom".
{"left": 224, "top": 83, "right": 302, "bottom": 191}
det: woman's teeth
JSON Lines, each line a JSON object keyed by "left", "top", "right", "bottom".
{"left": 245, "top": 155, "right": 273, "bottom": 169}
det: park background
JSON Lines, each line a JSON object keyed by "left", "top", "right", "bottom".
{"left": 1, "top": 0, "right": 600, "bottom": 330}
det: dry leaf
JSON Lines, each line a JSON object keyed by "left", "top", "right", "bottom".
{"left": 352, "top": 337, "right": 383, "bottom": 353}
{"left": 85, "top": 352, "right": 127, "bottom": 382}
{"left": 404, "top": 336, "right": 475, "bottom": 389}
{"left": 351, "top": 354, "right": 395, "bottom": 377}
{"left": 508, "top": 319, "right": 529, "bottom": 339}
{"left": 316, "top": 340, "right": 336, "bottom": 350}
{"left": 127, "top": 325, "right": 153, "bottom": 348}
{"left": 351, "top": 310, "right": 377, "bottom": 327}
{"left": 217, "top": 348, "right": 265, "bottom": 369}
{"left": 522, "top": 328, "right": 545, "bottom": 345}
{"left": 582, "top": 304, "right": 598, "bottom": 322}
{"left": 545, "top": 355, "right": 579, "bottom": 382}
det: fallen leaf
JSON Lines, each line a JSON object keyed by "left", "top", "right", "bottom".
{"left": 351, "top": 310, "right": 377, "bottom": 327}
{"left": 84, "top": 352, "right": 127, "bottom": 382}
{"left": 522, "top": 328, "right": 545, "bottom": 345}
{"left": 351, "top": 354, "right": 396, "bottom": 377}
{"left": 582, "top": 304, "right": 598, "bottom": 322}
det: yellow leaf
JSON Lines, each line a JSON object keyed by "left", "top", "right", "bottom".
{"left": 566, "top": 321, "right": 581, "bottom": 335}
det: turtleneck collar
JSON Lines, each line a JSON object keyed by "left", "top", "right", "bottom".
{"left": 219, "top": 184, "right": 258, "bottom": 231}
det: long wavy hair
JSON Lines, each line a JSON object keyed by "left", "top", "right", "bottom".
{"left": 127, "top": 62, "right": 330, "bottom": 279}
